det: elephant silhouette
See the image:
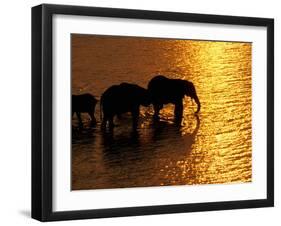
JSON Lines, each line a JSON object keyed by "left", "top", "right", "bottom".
{"left": 147, "top": 75, "right": 200, "bottom": 123}
{"left": 72, "top": 93, "right": 98, "bottom": 127}
{"left": 100, "top": 82, "right": 151, "bottom": 130}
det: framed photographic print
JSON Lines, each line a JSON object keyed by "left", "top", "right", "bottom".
{"left": 32, "top": 4, "right": 274, "bottom": 221}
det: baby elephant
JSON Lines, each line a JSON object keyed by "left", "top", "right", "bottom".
{"left": 100, "top": 83, "right": 150, "bottom": 130}
{"left": 72, "top": 93, "right": 98, "bottom": 127}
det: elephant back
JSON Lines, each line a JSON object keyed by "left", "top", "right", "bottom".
{"left": 148, "top": 75, "right": 186, "bottom": 103}
{"left": 101, "top": 83, "right": 150, "bottom": 112}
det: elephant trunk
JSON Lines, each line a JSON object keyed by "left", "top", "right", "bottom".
{"left": 185, "top": 81, "right": 200, "bottom": 114}
{"left": 193, "top": 95, "right": 201, "bottom": 113}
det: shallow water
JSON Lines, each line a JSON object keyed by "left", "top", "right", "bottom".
{"left": 71, "top": 35, "right": 252, "bottom": 190}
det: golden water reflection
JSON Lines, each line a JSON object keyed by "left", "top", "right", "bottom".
{"left": 72, "top": 35, "right": 252, "bottom": 190}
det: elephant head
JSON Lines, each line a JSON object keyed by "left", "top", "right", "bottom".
{"left": 135, "top": 86, "right": 151, "bottom": 107}
{"left": 184, "top": 80, "right": 201, "bottom": 113}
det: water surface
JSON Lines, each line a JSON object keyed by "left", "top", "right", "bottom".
{"left": 71, "top": 34, "right": 252, "bottom": 190}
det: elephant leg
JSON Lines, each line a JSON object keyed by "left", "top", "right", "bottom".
{"left": 76, "top": 112, "right": 83, "bottom": 127}
{"left": 101, "top": 117, "right": 107, "bottom": 130}
{"left": 174, "top": 101, "right": 183, "bottom": 124}
{"left": 131, "top": 107, "right": 140, "bottom": 130}
{"left": 108, "top": 116, "right": 115, "bottom": 131}
{"left": 116, "top": 113, "right": 122, "bottom": 120}
{"left": 88, "top": 111, "right": 97, "bottom": 126}
{"left": 153, "top": 103, "right": 162, "bottom": 120}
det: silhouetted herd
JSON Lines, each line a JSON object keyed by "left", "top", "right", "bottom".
{"left": 72, "top": 75, "right": 200, "bottom": 130}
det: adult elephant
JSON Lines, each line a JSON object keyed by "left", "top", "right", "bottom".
{"left": 72, "top": 93, "right": 98, "bottom": 127}
{"left": 100, "top": 83, "right": 151, "bottom": 130}
{"left": 147, "top": 75, "right": 200, "bottom": 122}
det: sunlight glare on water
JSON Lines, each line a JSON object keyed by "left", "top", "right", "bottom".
{"left": 71, "top": 35, "right": 252, "bottom": 190}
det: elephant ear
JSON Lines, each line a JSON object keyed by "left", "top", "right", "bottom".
{"left": 137, "top": 86, "right": 150, "bottom": 106}
{"left": 184, "top": 81, "right": 194, "bottom": 97}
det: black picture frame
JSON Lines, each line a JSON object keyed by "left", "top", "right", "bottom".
{"left": 32, "top": 3, "right": 274, "bottom": 222}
